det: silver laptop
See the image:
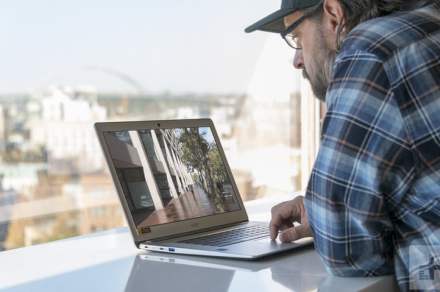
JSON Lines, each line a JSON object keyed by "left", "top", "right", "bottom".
{"left": 95, "top": 119, "right": 312, "bottom": 259}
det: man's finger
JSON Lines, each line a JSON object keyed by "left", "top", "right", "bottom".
{"left": 269, "top": 219, "right": 280, "bottom": 240}
{"left": 279, "top": 225, "right": 311, "bottom": 243}
{"left": 279, "top": 222, "right": 294, "bottom": 231}
{"left": 269, "top": 220, "right": 293, "bottom": 240}
{"left": 269, "top": 205, "right": 284, "bottom": 240}
{"left": 269, "top": 198, "right": 304, "bottom": 241}
{"left": 269, "top": 212, "right": 293, "bottom": 240}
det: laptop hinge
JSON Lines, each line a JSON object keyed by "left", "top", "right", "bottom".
{"left": 142, "top": 220, "right": 248, "bottom": 244}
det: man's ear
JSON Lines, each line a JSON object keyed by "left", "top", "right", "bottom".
{"left": 322, "top": 0, "right": 345, "bottom": 34}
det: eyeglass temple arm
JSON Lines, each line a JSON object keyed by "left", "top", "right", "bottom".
{"left": 280, "top": 15, "right": 307, "bottom": 37}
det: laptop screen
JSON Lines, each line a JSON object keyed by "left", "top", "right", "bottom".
{"left": 102, "top": 126, "right": 242, "bottom": 234}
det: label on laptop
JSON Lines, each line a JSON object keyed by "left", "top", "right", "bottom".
{"left": 139, "top": 227, "right": 152, "bottom": 234}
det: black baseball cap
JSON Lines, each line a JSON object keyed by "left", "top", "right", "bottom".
{"left": 245, "top": 0, "right": 322, "bottom": 33}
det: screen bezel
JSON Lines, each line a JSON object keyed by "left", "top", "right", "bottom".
{"left": 95, "top": 119, "right": 248, "bottom": 247}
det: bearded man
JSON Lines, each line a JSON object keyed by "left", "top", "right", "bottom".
{"left": 246, "top": 0, "right": 440, "bottom": 290}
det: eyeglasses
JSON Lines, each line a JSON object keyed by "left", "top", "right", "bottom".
{"left": 281, "top": 15, "right": 307, "bottom": 50}
{"left": 280, "top": 2, "right": 323, "bottom": 50}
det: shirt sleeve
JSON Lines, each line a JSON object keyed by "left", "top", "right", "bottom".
{"left": 305, "top": 51, "right": 414, "bottom": 276}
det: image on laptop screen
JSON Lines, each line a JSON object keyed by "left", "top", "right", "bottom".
{"left": 102, "top": 126, "right": 241, "bottom": 235}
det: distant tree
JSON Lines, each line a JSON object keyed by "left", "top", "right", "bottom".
{"left": 177, "top": 128, "right": 230, "bottom": 212}
{"left": 178, "top": 128, "right": 206, "bottom": 173}
{"left": 178, "top": 128, "right": 215, "bottom": 196}
{"left": 208, "top": 145, "right": 227, "bottom": 186}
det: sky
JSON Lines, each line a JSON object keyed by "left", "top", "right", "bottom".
{"left": 0, "top": 0, "right": 295, "bottom": 95}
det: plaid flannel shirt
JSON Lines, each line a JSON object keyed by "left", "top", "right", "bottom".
{"left": 304, "top": 2, "right": 440, "bottom": 290}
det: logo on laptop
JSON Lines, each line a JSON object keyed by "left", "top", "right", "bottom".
{"left": 139, "top": 227, "right": 151, "bottom": 234}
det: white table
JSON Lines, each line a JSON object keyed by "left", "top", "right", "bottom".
{"left": 0, "top": 196, "right": 398, "bottom": 292}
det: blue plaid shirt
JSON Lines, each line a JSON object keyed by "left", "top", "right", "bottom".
{"left": 305, "top": 2, "right": 440, "bottom": 290}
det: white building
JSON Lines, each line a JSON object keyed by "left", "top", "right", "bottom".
{"left": 29, "top": 86, "right": 107, "bottom": 174}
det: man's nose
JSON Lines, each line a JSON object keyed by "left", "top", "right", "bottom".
{"left": 293, "top": 50, "right": 304, "bottom": 69}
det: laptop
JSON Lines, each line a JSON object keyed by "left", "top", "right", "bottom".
{"left": 95, "top": 119, "right": 313, "bottom": 259}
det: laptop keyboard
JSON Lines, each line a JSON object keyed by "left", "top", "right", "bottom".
{"left": 181, "top": 224, "right": 270, "bottom": 247}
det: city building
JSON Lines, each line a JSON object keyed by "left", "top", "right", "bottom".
{"left": 29, "top": 86, "right": 107, "bottom": 174}
{"left": 0, "top": 176, "right": 18, "bottom": 251}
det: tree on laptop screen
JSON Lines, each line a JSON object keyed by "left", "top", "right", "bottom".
{"left": 103, "top": 127, "right": 241, "bottom": 234}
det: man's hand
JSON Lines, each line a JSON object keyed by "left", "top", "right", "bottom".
{"left": 270, "top": 196, "right": 312, "bottom": 243}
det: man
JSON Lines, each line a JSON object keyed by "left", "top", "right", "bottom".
{"left": 246, "top": 0, "right": 440, "bottom": 290}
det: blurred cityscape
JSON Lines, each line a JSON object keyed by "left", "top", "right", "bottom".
{"left": 0, "top": 85, "right": 302, "bottom": 251}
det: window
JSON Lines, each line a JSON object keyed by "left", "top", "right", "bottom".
{"left": 0, "top": 1, "right": 321, "bottom": 251}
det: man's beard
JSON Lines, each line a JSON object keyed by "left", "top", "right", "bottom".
{"left": 302, "top": 28, "right": 337, "bottom": 102}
